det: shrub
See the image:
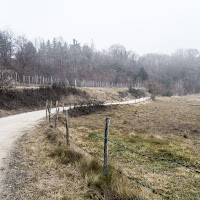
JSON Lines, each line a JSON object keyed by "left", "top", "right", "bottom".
{"left": 128, "top": 88, "right": 147, "bottom": 98}
{"left": 68, "top": 100, "right": 107, "bottom": 117}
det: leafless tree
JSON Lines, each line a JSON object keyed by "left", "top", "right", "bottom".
{"left": 0, "top": 30, "right": 14, "bottom": 66}
{"left": 0, "top": 66, "right": 13, "bottom": 90}
{"left": 15, "top": 36, "right": 37, "bottom": 71}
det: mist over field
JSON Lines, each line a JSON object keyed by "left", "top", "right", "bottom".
{"left": 1, "top": 1, "right": 200, "bottom": 200}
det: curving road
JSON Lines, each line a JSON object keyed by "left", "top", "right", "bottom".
{"left": 0, "top": 97, "right": 150, "bottom": 194}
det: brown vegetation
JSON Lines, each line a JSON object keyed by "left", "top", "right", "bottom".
{"left": 0, "top": 85, "right": 89, "bottom": 118}
{"left": 2, "top": 95, "right": 200, "bottom": 199}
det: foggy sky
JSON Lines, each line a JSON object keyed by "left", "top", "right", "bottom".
{"left": 0, "top": 0, "right": 200, "bottom": 54}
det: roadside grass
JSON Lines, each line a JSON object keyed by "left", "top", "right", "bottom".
{"left": 57, "top": 95, "right": 200, "bottom": 199}
{"left": 9, "top": 95, "right": 200, "bottom": 199}
{"left": 13, "top": 124, "right": 146, "bottom": 200}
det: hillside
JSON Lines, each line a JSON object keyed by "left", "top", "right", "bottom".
{"left": 0, "top": 86, "right": 140, "bottom": 118}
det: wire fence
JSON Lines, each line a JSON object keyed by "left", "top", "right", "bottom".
{"left": 89, "top": 133, "right": 200, "bottom": 174}
{"left": 48, "top": 101, "right": 200, "bottom": 200}
{"left": 51, "top": 117, "right": 172, "bottom": 199}
{"left": 52, "top": 117, "right": 171, "bottom": 199}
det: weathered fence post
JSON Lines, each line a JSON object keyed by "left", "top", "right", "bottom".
{"left": 56, "top": 101, "right": 58, "bottom": 113}
{"left": 15, "top": 72, "right": 17, "bottom": 87}
{"left": 48, "top": 106, "right": 51, "bottom": 123}
{"left": 50, "top": 101, "right": 52, "bottom": 113}
{"left": 55, "top": 108, "right": 59, "bottom": 128}
{"left": 46, "top": 100, "right": 48, "bottom": 122}
{"left": 66, "top": 111, "right": 69, "bottom": 145}
{"left": 28, "top": 76, "right": 30, "bottom": 86}
{"left": 63, "top": 103, "right": 65, "bottom": 113}
{"left": 104, "top": 117, "right": 110, "bottom": 176}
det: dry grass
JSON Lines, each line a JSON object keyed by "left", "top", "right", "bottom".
{"left": 4, "top": 124, "right": 143, "bottom": 200}
{"left": 58, "top": 95, "right": 200, "bottom": 199}
{"left": 4, "top": 95, "right": 200, "bottom": 199}
{"left": 0, "top": 87, "right": 133, "bottom": 118}
{"left": 80, "top": 87, "right": 134, "bottom": 103}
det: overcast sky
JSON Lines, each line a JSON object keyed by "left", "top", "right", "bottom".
{"left": 0, "top": 0, "right": 200, "bottom": 54}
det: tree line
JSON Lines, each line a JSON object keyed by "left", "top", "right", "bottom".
{"left": 1, "top": 29, "right": 200, "bottom": 95}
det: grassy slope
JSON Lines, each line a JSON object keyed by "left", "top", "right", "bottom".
{"left": 80, "top": 87, "right": 135, "bottom": 103}
{"left": 0, "top": 87, "right": 134, "bottom": 118}
{"left": 4, "top": 95, "right": 200, "bottom": 200}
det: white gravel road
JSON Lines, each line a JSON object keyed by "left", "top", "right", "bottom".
{"left": 0, "top": 97, "right": 149, "bottom": 194}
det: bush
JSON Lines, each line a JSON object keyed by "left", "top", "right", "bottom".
{"left": 68, "top": 100, "right": 107, "bottom": 117}
{"left": 148, "top": 81, "right": 161, "bottom": 101}
{"left": 128, "top": 88, "right": 147, "bottom": 98}
{"left": 162, "top": 90, "right": 173, "bottom": 97}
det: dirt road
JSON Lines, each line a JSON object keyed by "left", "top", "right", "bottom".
{"left": 0, "top": 97, "right": 149, "bottom": 195}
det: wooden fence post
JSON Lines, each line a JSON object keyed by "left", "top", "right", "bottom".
{"left": 15, "top": 72, "right": 17, "bottom": 88}
{"left": 28, "top": 76, "right": 30, "bottom": 86}
{"left": 46, "top": 100, "right": 48, "bottom": 122}
{"left": 104, "top": 117, "right": 110, "bottom": 176}
{"left": 50, "top": 101, "right": 52, "bottom": 113}
{"left": 56, "top": 101, "right": 58, "bottom": 113}
{"left": 66, "top": 111, "right": 69, "bottom": 145}
{"left": 48, "top": 107, "right": 51, "bottom": 123}
{"left": 55, "top": 108, "right": 59, "bottom": 128}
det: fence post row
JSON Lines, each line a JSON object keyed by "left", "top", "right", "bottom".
{"left": 66, "top": 111, "right": 69, "bottom": 145}
{"left": 7, "top": 72, "right": 145, "bottom": 89}
{"left": 104, "top": 117, "right": 110, "bottom": 176}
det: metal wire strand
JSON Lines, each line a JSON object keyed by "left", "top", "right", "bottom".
{"left": 90, "top": 133, "right": 200, "bottom": 174}
{"left": 69, "top": 138, "right": 171, "bottom": 200}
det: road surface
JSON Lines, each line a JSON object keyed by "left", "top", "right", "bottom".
{"left": 0, "top": 97, "right": 150, "bottom": 194}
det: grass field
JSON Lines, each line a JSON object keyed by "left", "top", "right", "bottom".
{"left": 6, "top": 95, "right": 200, "bottom": 199}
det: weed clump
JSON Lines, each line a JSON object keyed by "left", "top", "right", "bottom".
{"left": 50, "top": 144, "right": 138, "bottom": 199}
{"left": 46, "top": 127, "right": 63, "bottom": 145}
{"left": 80, "top": 159, "right": 137, "bottom": 199}
{"left": 50, "top": 146, "right": 83, "bottom": 164}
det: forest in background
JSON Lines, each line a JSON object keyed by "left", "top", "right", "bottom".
{"left": 1, "top": 29, "right": 200, "bottom": 96}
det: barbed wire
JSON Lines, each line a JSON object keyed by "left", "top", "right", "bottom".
{"left": 53, "top": 121, "right": 171, "bottom": 199}
{"left": 53, "top": 118, "right": 200, "bottom": 174}
{"left": 69, "top": 138, "right": 171, "bottom": 200}
{"left": 90, "top": 133, "right": 200, "bottom": 174}
{"left": 56, "top": 127, "right": 65, "bottom": 138}
{"left": 58, "top": 119, "right": 66, "bottom": 126}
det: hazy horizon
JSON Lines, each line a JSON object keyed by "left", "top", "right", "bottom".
{"left": 1, "top": 0, "right": 200, "bottom": 55}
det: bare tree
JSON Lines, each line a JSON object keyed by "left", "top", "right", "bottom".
{"left": 0, "top": 30, "right": 14, "bottom": 66}
{"left": 15, "top": 36, "right": 36, "bottom": 71}
{"left": 0, "top": 66, "right": 13, "bottom": 90}
{"left": 148, "top": 81, "right": 161, "bottom": 101}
